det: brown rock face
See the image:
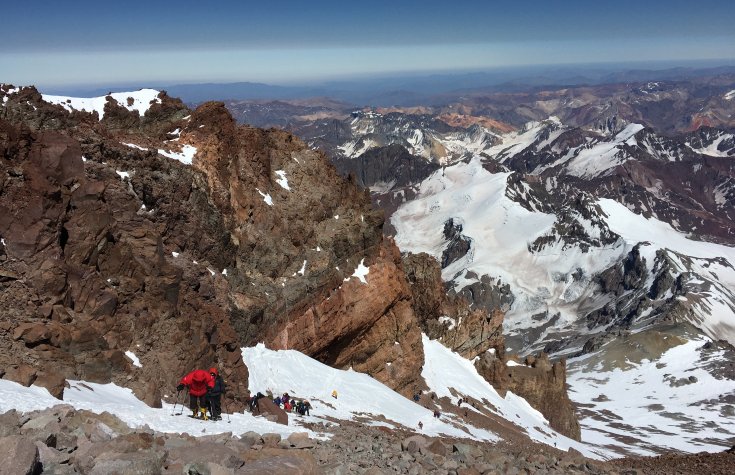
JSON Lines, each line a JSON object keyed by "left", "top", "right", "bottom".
{"left": 0, "top": 118, "right": 248, "bottom": 407}
{"left": 181, "top": 102, "right": 425, "bottom": 394}
{"left": 475, "top": 352, "right": 582, "bottom": 441}
{"left": 266, "top": 239, "right": 424, "bottom": 395}
{"left": 402, "top": 252, "right": 504, "bottom": 359}
{"left": 0, "top": 89, "right": 429, "bottom": 405}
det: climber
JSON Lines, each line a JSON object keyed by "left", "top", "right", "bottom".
{"left": 331, "top": 389, "right": 338, "bottom": 399}
{"left": 206, "top": 367, "right": 226, "bottom": 421}
{"left": 177, "top": 369, "right": 215, "bottom": 419}
{"left": 303, "top": 400, "right": 311, "bottom": 416}
{"left": 433, "top": 409, "right": 441, "bottom": 419}
{"left": 418, "top": 421, "right": 423, "bottom": 430}
{"left": 249, "top": 392, "right": 265, "bottom": 414}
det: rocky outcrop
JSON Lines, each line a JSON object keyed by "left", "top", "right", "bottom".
{"left": 0, "top": 87, "right": 430, "bottom": 405}
{"left": 441, "top": 218, "right": 471, "bottom": 268}
{"left": 0, "top": 119, "right": 249, "bottom": 408}
{"left": 403, "top": 253, "right": 504, "bottom": 360}
{"left": 332, "top": 143, "right": 440, "bottom": 190}
{"left": 475, "top": 352, "right": 582, "bottom": 441}
{"left": 266, "top": 240, "right": 424, "bottom": 395}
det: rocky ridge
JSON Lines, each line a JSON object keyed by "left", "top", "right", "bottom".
{"left": 0, "top": 85, "right": 434, "bottom": 405}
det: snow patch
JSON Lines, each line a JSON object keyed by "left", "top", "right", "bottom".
{"left": 124, "top": 351, "right": 142, "bottom": 368}
{"left": 158, "top": 145, "right": 197, "bottom": 165}
{"left": 275, "top": 170, "right": 290, "bottom": 190}
{"left": 344, "top": 258, "right": 369, "bottom": 284}
{"left": 256, "top": 189, "right": 273, "bottom": 206}
{"left": 122, "top": 142, "right": 148, "bottom": 151}
{"left": 242, "top": 342, "right": 497, "bottom": 442}
{"left": 0, "top": 379, "right": 312, "bottom": 439}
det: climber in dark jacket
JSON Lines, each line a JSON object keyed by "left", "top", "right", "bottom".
{"left": 250, "top": 392, "right": 265, "bottom": 414}
{"left": 206, "top": 367, "right": 226, "bottom": 421}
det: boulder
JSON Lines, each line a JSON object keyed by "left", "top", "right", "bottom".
{"left": 20, "top": 413, "right": 59, "bottom": 431}
{"left": 167, "top": 442, "right": 244, "bottom": 470}
{"left": 261, "top": 433, "right": 282, "bottom": 448}
{"left": 0, "top": 435, "right": 41, "bottom": 475}
{"left": 426, "top": 439, "right": 447, "bottom": 457}
{"left": 88, "top": 450, "right": 165, "bottom": 475}
{"left": 240, "top": 431, "right": 263, "bottom": 446}
{"left": 33, "top": 372, "right": 67, "bottom": 399}
{"left": 3, "top": 364, "right": 37, "bottom": 386}
{"left": 258, "top": 399, "right": 288, "bottom": 426}
{"left": 401, "top": 435, "right": 428, "bottom": 452}
{"left": 237, "top": 455, "right": 319, "bottom": 475}
{"left": 0, "top": 410, "right": 21, "bottom": 437}
{"left": 452, "top": 442, "right": 472, "bottom": 456}
{"left": 286, "top": 432, "right": 315, "bottom": 449}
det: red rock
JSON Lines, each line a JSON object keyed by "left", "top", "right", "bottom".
{"left": 258, "top": 399, "right": 289, "bottom": 426}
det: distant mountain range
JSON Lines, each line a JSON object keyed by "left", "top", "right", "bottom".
{"left": 43, "top": 62, "right": 735, "bottom": 107}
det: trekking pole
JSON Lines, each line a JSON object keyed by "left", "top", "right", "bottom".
{"left": 225, "top": 396, "right": 231, "bottom": 424}
{"left": 171, "top": 390, "right": 181, "bottom": 416}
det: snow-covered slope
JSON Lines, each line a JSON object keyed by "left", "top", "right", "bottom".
{"left": 41, "top": 89, "right": 162, "bottom": 119}
{"left": 485, "top": 116, "right": 567, "bottom": 164}
{"left": 568, "top": 336, "right": 735, "bottom": 456}
{"left": 599, "top": 198, "right": 735, "bottom": 344}
{"left": 243, "top": 336, "right": 607, "bottom": 458}
{"left": 392, "top": 157, "right": 626, "bottom": 342}
{"left": 1, "top": 336, "right": 607, "bottom": 457}
{"left": 392, "top": 116, "right": 735, "bottom": 348}
{"left": 0, "top": 378, "right": 310, "bottom": 439}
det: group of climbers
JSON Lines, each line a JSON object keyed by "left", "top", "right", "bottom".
{"left": 273, "top": 392, "right": 312, "bottom": 416}
{"left": 177, "top": 372, "right": 327, "bottom": 420}
{"left": 177, "top": 367, "right": 226, "bottom": 420}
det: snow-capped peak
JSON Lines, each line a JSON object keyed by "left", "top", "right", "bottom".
{"left": 41, "top": 89, "right": 162, "bottom": 120}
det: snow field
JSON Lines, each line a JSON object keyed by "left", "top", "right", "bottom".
{"left": 568, "top": 338, "right": 735, "bottom": 455}
{"left": 0, "top": 379, "right": 316, "bottom": 440}
{"left": 391, "top": 157, "right": 624, "bottom": 334}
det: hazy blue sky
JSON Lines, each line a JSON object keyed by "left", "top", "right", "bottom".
{"left": 2, "top": 0, "right": 733, "bottom": 87}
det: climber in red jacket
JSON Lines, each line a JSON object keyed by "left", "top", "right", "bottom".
{"left": 177, "top": 369, "right": 214, "bottom": 418}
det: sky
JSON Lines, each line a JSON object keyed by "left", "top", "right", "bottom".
{"left": 1, "top": 0, "right": 734, "bottom": 88}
